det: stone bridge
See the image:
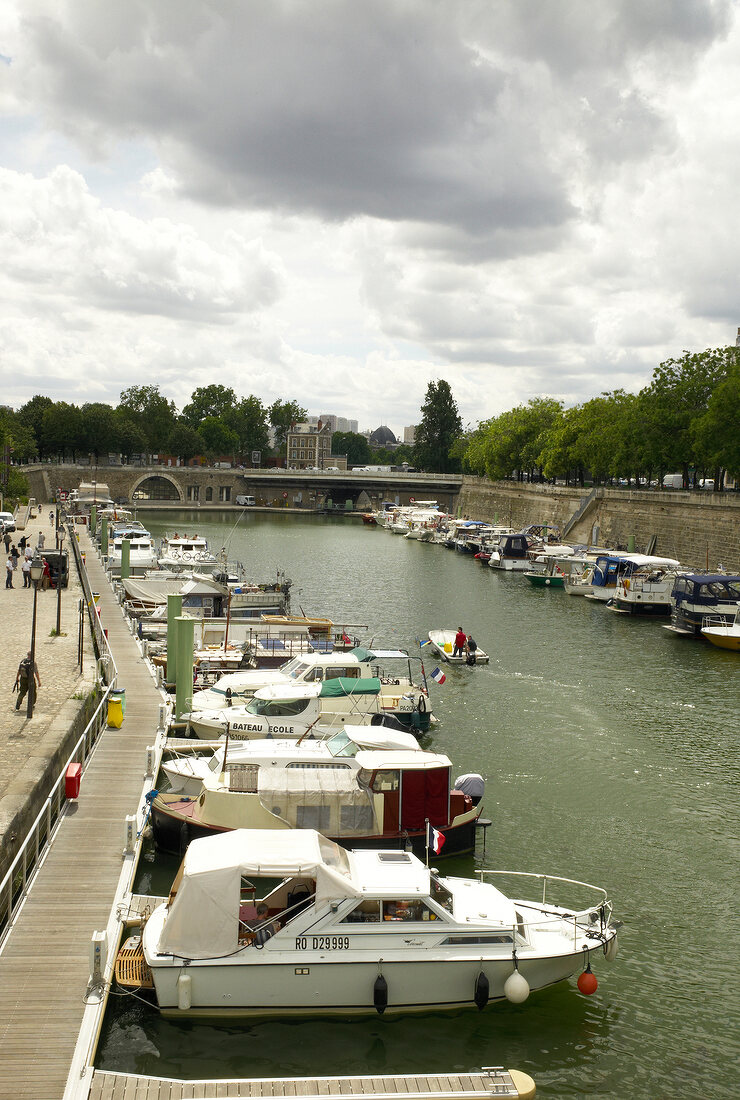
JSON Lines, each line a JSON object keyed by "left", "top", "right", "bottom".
{"left": 23, "top": 463, "right": 463, "bottom": 513}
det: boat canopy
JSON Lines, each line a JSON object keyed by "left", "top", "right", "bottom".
{"left": 351, "top": 647, "right": 415, "bottom": 662}
{"left": 157, "top": 830, "right": 355, "bottom": 959}
{"left": 672, "top": 574, "right": 740, "bottom": 603}
{"left": 257, "top": 768, "right": 379, "bottom": 836}
{"left": 329, "top": 727, "right": 419, "bottom": 752}
{"left": 319, "top": 676, "right": 381, "bottom": 698}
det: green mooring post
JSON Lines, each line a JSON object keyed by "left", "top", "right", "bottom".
{"left": 90, "top": 505, "right": 97, "bottom": 536}
{"left": 175, "top": 615, "right": 195, "bottom": 721}
{"left": 167, "top": 594, "right": 183, "bottom": 682}
{"left": 120, "top": 538, "right": 131, "bottom": 579}
{"left": 100, "top": 515, "right": 108, "bottom": 556}
{"left": 627, "top": 535, "right": 636, "bottom": 552}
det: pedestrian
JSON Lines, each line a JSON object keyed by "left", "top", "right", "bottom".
{"left": 465, "top": 634, "right": 478, "bottom": 665}
{"left": 24, "top": 545, "right": 32, "bottom": 561}
{"left": 453, "top": 626, "right": 467, "bottom": 659}
{"left": 5, "top": 555, "right": 14, "bottom": 588}
{"left": 21, "top": 556, "right": 32, "bottom": 588}
{"left": 2, "top": 530, "right": 10, "bottom": 553}
{"left": 37, "top": 531, "right": 45, "bottom": 551}
{"left": 14, "top": 651, "right": 41, "bottom": 711}
{"left": 18, "top": 535, "right": 27, "bottom": 551}
{"left": 49, "top": 510, "right": 54, "bottom": 527}
{"left": 10, "top": 544, "right": 19, "bottom": 565}
{"left": 41, "top": 558, "right": 51, "bottom": 590}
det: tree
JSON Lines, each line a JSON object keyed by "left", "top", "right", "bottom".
{"left": 182, "top": 385, "right": 238, "bottom": 428}
{"left": 17, "top": 395, "right": 53, "bottom": 456}
{"left": 269, "top": 400, "right": 308, "bottom": 451}
{"left": 197, "top": 416, "right": 239, "bottom": 459}
{"left": 692, "top": 360, "right": 740, "bottom": 481}
{"left": 42, "top": 402, "right": 82, "bottom": 462}
{"left": 331, "top": 431, "right": 371, "bottom": 465}
{"left": 413, "top": 380, "right": 463, "bottom": 472}
{"left": 230, "top": 396, "right": 270, "bottom": 459}
{"left": 79, "top": 403, "right": 117, "bottom": 461}
{"left": 168, "top": 423, "right": 204, "bottom": 465}
{"left": 118, "top": 385, "right": 176, "bottom": 453}
{"left": 113, "top": 412, "right": 149, "bottom": 463}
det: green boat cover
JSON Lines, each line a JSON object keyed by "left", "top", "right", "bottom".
{"left": 350, "top": 647, "right": 374, "bottom": 662}
{"left": 319, "top": 676, "right": 381, "bottom": 698}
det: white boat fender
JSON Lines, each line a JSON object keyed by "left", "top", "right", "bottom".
{"left": 417, "top": 695, "right": 426, "bottom": 714}
{"left": 177, "top": 971, "right": 192, "bottom": 1011}
{"left": 474, "top": 970, "right": 489, "bottom": 1010}
{"left": 374, "top": 965, "right": 388, "bottom": 1014}
{"left": 504, "top": 952, "right": 530, "bottom": 1003}
{"left": 605, "top": 934, "right": 618, "bottom": 962}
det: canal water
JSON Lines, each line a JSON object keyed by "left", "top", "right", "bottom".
{"left": 97, "top": 510, "right": 740, "bottom": 1098}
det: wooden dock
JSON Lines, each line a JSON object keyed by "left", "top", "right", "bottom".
{"left": 0, "top": 528, "right": 164, "bottom": 1100}
{"left": 88, "top": 1069, "right": 535, "bottom": 1099}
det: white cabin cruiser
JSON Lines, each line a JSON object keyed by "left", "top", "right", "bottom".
{"left": 107, "top": 521, "right": 158, "bottom": 572}
{"left": 158, "top": 533, "right": 220, "bottom": 573}
{"left": 129, "top": 828, "right": 619, "bottom": 1016}
{"left": 185, "top": 678, "right": 426, "bottom": 739}
{"left": 151, "top": 729, "right": 483, "bottom": 857}
{"left": 190, "top": 649, "right": 432, "bottom": 732}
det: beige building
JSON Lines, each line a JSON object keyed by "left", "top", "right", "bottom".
{"left": 286, "top": 421, "right": 333, "bottom": 469}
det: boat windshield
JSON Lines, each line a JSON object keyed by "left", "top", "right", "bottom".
{"left": 430, "top": 873, "right": 454, "bottom": 913}
{"left": 281, "top": 658, "right": 309, "bottom": 678}
{"left": 325, "top": 731, "right": 357, "bottom": 758}
{"left": 246, "top": 696, "right": 312, "bottom": 717}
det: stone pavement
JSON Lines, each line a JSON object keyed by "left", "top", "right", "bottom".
{"left": 0, "top": 509, "right": 96, "bottom": 851}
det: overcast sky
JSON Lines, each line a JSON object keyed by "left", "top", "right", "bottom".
{"left": 1, "top": 0, "right": 738, "bottom": 437}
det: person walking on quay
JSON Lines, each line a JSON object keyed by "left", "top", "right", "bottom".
{"left": 10, "top": 544, "right": 19, "bottom": 566}
{"left": 49, "top": 510, "right": 54, "bottom": 527}
{"left": 6, "top": 554, "right": 14, "bottom": 588}
{"left": 14, "top": 651, "right": 41, "bottom": 711}
{"left": 453, "top": 626, "right": 467, "bottom": 659}
{"left": 18, "top": 534, "right": 27, "bottom": 552}
{"left": 2, "top": 529, "right": 10, "bottom": 553}
{"left": 37, "top": 530, "right": 45, "bottom": 551}
{"left": 21, "top": 556, "right": 32, "bottom": 588}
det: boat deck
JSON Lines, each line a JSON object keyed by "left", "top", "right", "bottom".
{"left": 0, "top": 527, "right": 164, "bottom": 1100}
{"left": 88, "top": 1069, "right": 534, "bottom": 1099}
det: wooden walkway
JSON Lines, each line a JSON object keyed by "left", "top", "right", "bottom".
{"left": 0, "top": 529, "right": 164, "bottom": 1100}
{"left": 88, "top": 1070, "right": 534, "bottom": 1099}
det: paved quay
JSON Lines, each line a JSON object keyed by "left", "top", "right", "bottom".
{"left": 0, "top": 511, "right": 96, "bottom": 861}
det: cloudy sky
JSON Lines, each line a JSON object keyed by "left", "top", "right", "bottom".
{"left": 1, "top": 0, "right": 738, "bottom": 437}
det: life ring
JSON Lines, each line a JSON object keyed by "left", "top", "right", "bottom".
{"left": 417, "top": 695, "right": 427, "bottom": 714}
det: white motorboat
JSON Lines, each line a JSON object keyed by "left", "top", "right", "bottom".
{"left": 665, "top": 573, "right": 740, "bottom": 636}
{"left": 610, "top": 564, "right": 688, "bottom": 616}
{"left": 427, "top": 629, "right": 489, "bottom": 665}
{"left": 585, "top": 554, "right": 682, "bottom": 604}
{"left": 158, "top": 533, "right": 221, "bottom": 573}
{"left": 185, "top": 678, "right": 428, "bottom": 739}
{"left": 190, "top": 649, "right": 432, "bottom": 732}
{"left": 127, "top": 828, "right": 619, "bottom": 1016}
{"left": 161, "top": 727, "right": 421, "bottom": 797}
{"left": 107, "top": 521, "right": 158, "bottom": 572}
{"left": 488, "top": 533, "right": 534, "bottom": 571}
{"left": 151, "top": 730, "right": 483, "bottom": 857}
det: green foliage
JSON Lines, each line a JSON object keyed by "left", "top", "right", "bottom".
{"left": 413, "top": 380, "right": 463, "bottom": 473}
{"left": 183, "top": 385, "right": 238, "bottom": 428}
{"left": 118, "top": 385, "right": 176, "bottom": 452}
{"left": 269, "top": 400, "right": 308, "bottom": 450}
{"left": 332, "top": 431, "right": 371, "bottom": 464}
{"left": 42, "top": 402, "right": 82, "bottom": 462}
{"left": 79, "top": 403, "right": 116, "bottom": 460}
{"left": 168, "top": 422, "right": 204, "bottom": 464}
{"left": 197, "top": 416, "right": 239, "bottom": 458}
{"left": 692, "top": 360, "right": 740, "bottom": 477}
{"left": 17, "top": 395, "right": 53, "bottom": 455}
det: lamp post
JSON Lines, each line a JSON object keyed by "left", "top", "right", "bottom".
{"left": 27, "top": 556, "right": 44, "bottom": 718}
{"left": 56, "top": 526, "right": 66, "bottom": 635}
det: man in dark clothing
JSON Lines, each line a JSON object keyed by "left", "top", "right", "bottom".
{"left": 18, "top": 535, "right": 27, "bottom": 551}
{"left": 2, "top": 531, "right": 10, "bottom": 553}
{"left": 15, "top": 651, "right": 41, "bottom": 711}
{"left": 466, "top": 635, "right": 478, "bottom": 665}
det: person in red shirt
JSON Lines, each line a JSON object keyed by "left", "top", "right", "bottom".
{"left": 453, "top": 627, "right": 466, "bottom": 658}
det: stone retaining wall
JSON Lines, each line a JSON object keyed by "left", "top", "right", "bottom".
{"left": 457, "top": 477, "right": 740, "bottom": 571}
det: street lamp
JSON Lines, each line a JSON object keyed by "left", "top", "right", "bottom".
{"left": 56, "top": 526, "right": 66, "bottom": 635}
{"left": 27, "top": 556, "right": 44, "bottom": 718}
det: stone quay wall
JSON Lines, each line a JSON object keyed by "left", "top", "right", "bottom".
{"left": 457, "top": 477, "right": 740, "bottom": 572}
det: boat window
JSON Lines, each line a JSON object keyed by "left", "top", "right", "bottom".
{"left": 383, "top": 900, "right": 438, "bottom": 922}
{"left": 286, "top": 762, "right": 351, "bottom": 770}
{"left": 248, "top": 697, "right": 312, "bottom": 717}
{"left": 342, "top": 900, "right": 381, "bottom": 923}
{"left": 282, "top": 659, "right": 307, "bottom": 678}
{"left": 443, "top": 934, "right": 512, "bottom": 944}
{"left": 296, "top": 805, "right": 331, "bottom": 830}
{"left": 378, "top": 852, "right": 411, "bottom": 863}
{"left": 228, "top": 764, "right": 259, "bottom": 792}
{"left": 368, "top": 769, "right": 399, "bottom": 793}
{"left": 325, "top": 731, "right": 354, "bottom": 757}
{"left": 340, "top": 804, "right": 375, "bottom": 831}
{"left": 208, "top": 755, "right": 222, "bottom": 773}
{"left": 430, "top": 874, "right": 454, "bottom": 913}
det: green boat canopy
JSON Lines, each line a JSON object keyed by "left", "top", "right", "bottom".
{"left": 350, "top": 647, "right": 374, "bottom": 663}
{"left": 319, "top": 676, "right": 381, "bottom": 698}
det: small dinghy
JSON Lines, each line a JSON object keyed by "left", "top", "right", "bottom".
{"left": 427, "top": 629, "right": 489, "bottom": 664}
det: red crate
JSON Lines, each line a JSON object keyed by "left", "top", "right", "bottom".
{"left": 65, "top": 763, "right": 82, "bottom": 799}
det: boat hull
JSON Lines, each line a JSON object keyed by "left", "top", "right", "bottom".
{"left": 524, "top": 572, "right": 564, "bottom": 588}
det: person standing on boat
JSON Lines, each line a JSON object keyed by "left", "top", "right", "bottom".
{"left": 453, "top": 627, "right": 466, "bottom": 658}
{"left": 14, "top": 651, "right": 40, "bottom": 711}
{"left": 466, "top": 634, "right": 478, "bottom": 665}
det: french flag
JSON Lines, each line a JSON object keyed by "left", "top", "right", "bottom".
{"left": 431, "top": 667, "right": 446, "bottom": 684}
{"left": 427, "top": 822, "right": 446, "bottom": 855}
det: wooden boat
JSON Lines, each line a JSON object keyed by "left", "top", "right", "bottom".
{"left": 128, "top": 828, "right": 619, "bottom": 1016}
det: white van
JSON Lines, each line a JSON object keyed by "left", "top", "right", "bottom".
{"left": 236, "top": 495, "right": 256, "bottom": 506}
{"left": 0, "top": 511, "right": 16, "bottom": 532}
{"left": 662, "top": 474, "right": 684, "bottom": 489}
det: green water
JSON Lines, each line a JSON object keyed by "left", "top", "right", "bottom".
{"left": 97, "top": 510, "right": 740, "bottom": 1097}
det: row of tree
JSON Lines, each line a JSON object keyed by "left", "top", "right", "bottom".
{"left": 455, "top": 347, "right": 740, "bottom": 487}
{"left": 1, "top": 386, "right": 308, "bottom": 467}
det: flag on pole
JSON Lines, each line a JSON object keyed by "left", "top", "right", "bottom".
{"left": 419, "top": 639, "right": 431, "bottom": 648}
{"left": 431, "top": 666, "right": 446, "bottom": 684}
{"left": 427, "top": 822, "right": 446, "bottom": 855}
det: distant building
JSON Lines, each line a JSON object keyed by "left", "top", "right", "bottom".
{"left": 369, "top": 425, "right": 398, "bottom": 449}
{"left": 287, "top": 420, "right": 333, "bottom": 469}
{"left": 403, "top": 425, "right": 416, "bottom": 445}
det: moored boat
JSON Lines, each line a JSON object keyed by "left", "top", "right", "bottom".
{"left": 701, "top": 603, "right": 740, "bottom": 650}
{"left": 665, "top": 574, "right": 740, "bottom": 636}
{"left": 128, "top": 828, "right": 619, "bottom": 1017}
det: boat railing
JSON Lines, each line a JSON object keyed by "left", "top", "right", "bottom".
{"left": 476, "top": 870, "right": 611, "bottom": 945}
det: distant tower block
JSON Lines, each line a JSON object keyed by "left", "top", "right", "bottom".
{"left": 736, "top": 326, "right": 740, "bottom": 346}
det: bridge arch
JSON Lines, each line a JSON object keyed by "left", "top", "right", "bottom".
{"left": 130, "top": 473, "right": 184, "bottom": 502}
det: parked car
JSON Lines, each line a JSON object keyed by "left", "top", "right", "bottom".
{"left": 0, "top": 511, "right": 16, "bottom": 532}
